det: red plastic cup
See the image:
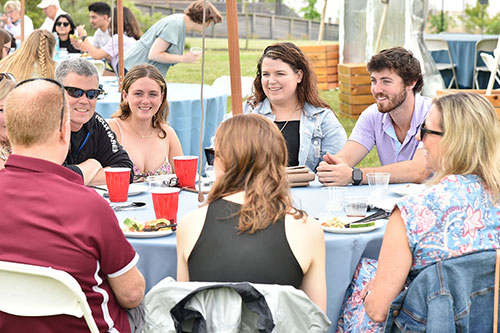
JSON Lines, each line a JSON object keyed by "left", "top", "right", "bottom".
{"left": 104, "top": 167, "right": 131, "bottom": 202}
{"left": 173, "top": 156, "right": 198, "bottom": 188}
{"left": 151, "top": 188, "right": 180, "bottom": 222}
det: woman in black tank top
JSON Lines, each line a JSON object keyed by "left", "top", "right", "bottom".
{"left": 176, "top": 114, "right": 327, "bottom": 313}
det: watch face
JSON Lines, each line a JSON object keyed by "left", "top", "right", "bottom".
{"left": 353, "top": 168, "right": 362, "bottom": 184}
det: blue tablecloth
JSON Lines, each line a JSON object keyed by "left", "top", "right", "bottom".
{"left": 427, "top": 33, "right": 498, "bottom": 89}
{"left": 112, "top": 181, "right": 401, "bottom": 329}
{"left": 96, "top": 79, "right": 227, "bottom": 166}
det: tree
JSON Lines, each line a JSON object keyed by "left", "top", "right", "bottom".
{"left": 460, "top": 1, "right": 500, "bottom": 35}
{"left": 300, "top": 0, "right": 321, "bottom": 21}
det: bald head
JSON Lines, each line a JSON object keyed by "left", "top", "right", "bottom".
{"left": 5, "top": 79, "right": 67, "bottom": 147}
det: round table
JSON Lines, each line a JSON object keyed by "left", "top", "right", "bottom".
{"left": 96, "top": 79, "right": 227, "bottom": 166}
{"left": 111, "top": 181, "right": 402, "bottom": 330}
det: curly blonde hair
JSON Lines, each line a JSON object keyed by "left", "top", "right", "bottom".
{"left": 207, "top": 114, "right": 305, "bottom": 234}
{"left": 0, "top": 29, "right": 56, "bottom": 81}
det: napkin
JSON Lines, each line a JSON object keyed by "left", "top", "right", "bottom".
{"left": 286, "top": 166, "right": 315, "bottom": 187}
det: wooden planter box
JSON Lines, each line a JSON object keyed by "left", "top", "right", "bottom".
{"left": 436, "top": 89, "right": 500, "bottom": 119}
{"left": 338, "top": 63, "right": 374, "bottom": 118}
{"left": 300, "top": 44, "right": 339, "bottom": 90}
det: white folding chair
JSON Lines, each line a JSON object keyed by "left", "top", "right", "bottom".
{"left": 0, "top": 260, "right": 99, "bottom": 333}
{"left": 480, "top": 52, "right": 500, "bottom": 87}
{"left": 473, "top": 37, "right": 498, "bottom": 89}
{"left": 212, "top": 75, "right": 255, "bottom": 98}
{"left": 425, "top": 37, "right": 458, "bottom": 89}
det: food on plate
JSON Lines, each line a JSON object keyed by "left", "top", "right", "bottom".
{"left": 321, "top": 217, "right": 345, "bottom": 228}
{"left": 122, "top": 217, "right": 174, "bottom": 232}
{"left": 321, "top": 216, "right": 376, "bottom": 229}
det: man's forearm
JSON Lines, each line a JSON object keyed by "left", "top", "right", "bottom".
{"left": 360, "top": 160, "right": 431, "bottom": 184}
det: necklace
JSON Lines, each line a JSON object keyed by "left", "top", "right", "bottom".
{"left": 277, "top": 105, "right": 302, "bottom": 133}
{"left": 128, "top": 122, "right": 153, "bottom": 139}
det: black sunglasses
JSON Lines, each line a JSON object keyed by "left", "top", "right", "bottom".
{"left": 64, "top": 86, "right": 104, "bottom": 100}
{"left": 420, "top": 122, "right": 444, "bottom": 139}
{"left": 55, "top": 22, "right": 70, "bottom": 27}
{"left": 15, "top": 78, "right": 66, "bottom": 131}
{"left": 0, "top": 72, "right": 15, "bottom": 82}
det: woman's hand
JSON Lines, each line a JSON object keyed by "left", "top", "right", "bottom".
{"left": 182, "top": 51, "right": 201, "bottom": 63}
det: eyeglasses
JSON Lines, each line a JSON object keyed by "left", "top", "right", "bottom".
{"left": 15, "top": 78, "right": 66, "bottom": 131}
{"left": 64, "top": 86, "right": 104, "bottom": 100}
{"left": 0, "top": 72, "right": 15, "bottom": 82}
{"left": 55, "top": 22, "right": 70, "bottom": 27}
{"left": 419, "top": 122, "right": 444, "bottom": 140}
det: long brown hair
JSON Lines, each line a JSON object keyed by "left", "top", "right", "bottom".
{"left": 207, "top": 114, "right": 305, "bottom": 233}
{"left": 111, "top": 7, "right": 142, "bottom": 40}
{"left": 0, "top": 28, "right": 11, "bottom": 61}
{"left": 247, "top": 42, "right": 330, "bottom": 110}
{"left": 113, "top": 64, "right": 168, "bottom": 138}
{"left": 0, "top": 29, "right": 56, "bottom": 81}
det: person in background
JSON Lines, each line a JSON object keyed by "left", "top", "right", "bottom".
{"left": 337, "top": 92, "right": 500, "bottom": 331}
{"left": 0, "top": 29, "right": 56, "bottom": 81}
{"left": 0, "top": 78, "right": 145, "bottom": 332}
{"left": 78, "top": 7, "right": 141, "bottom": 73}
{"left": 124, "top": 0, "right": 222, "bottom": 77}
{"left": 52, "top": 14, "right": 79, "bottom": 53}
{"left": 0, "top": 28, "right": 12, "bottom": 59}
{"left": 244, "top": 42, "right": 346, "bottom": 172}
{"left": 0, "top": 72, "right": 16, "bottom": 169}
{"left": 177, "top": 113, "right": 327, "bottom": 312}
{"left": 55, "top": 58, "right": 134, "bottom": 185}
{"left": 108, "top": 64, "right": 183, "bottom": 182}
{"left": 1, "top": 0, "right": 34, "bottom": 41}
{"left": 85, "top": 2, "right": 111, "bottom": 48}
{"left": 37, "top": 0, "right": 66, "bottom": 32}
{"left": 318, "top": 47, "right": 432, "bottom": 186}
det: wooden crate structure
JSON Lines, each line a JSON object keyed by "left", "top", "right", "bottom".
{"left": 338, "top": 63, "right": 374, "bottom": 118}
{"left": 300, "top": 44, "right": 339, "bottom": 90}
{"left": 436, "top": 89, "right": 500, "bottom": 119}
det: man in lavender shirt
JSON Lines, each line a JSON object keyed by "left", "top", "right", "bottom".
{"left": 317, "top": 47, "right": 432, "bottom": 186}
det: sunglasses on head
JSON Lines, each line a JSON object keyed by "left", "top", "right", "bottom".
{"left": 419, "top": 121, "right": 444, "bottom": 140}
{"left": 55, "top": 21, "right": 70, "bottom": 27}
{"left": 64, "top": 86, "right": 104, "bottom": 100}
{"left": 0, "top": 72, "right": 15, "bottom": 83}
{"left": 15, "top": 78, "right": 66, "bottom": 131}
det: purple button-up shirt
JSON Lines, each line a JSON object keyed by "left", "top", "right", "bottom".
{"left": 349, "top": 94, "right": 432, "bottom": 166}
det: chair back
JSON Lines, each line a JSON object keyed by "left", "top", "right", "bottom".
{"left": 480, "top": 52, "right": 500, "bottom": 86}
{"left": 0, "top": 260, "right": 99, "bottom": 333}
{"left": 144, "top": 277, "right": 331, "bottom": 333}
{"left": 473, "top": 38, "right": 499, "bottom": 88}
{"left": 425, "top": 38, "right": 450, "bottom": 53}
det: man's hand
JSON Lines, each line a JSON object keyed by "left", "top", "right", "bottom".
{"left": 317, "top": 155, "right": 353, "bottom": 186}
{"left": 182, "top": 51, "right": 201, "bottom": 63}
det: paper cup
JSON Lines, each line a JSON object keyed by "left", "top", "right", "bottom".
{"left": 190, "top": 47, "right": 202, "bottom": 54}
{"left": 151, "top": 187, "right": 180, "bottom": 222}
{"left": 173, "top": 156, "right": 198, "bottom": 188}
{"left": 104, "top": 168, "right": 131, "bottom": 202}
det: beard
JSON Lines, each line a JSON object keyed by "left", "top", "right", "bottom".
{"left": 375, "top": 88, "right": 408, "bottom": 113}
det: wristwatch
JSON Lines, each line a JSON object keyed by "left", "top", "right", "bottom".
{"left": 81, "top": 35, "right": 87, "bottom": 42}
{"left": 352, "top": 168, "right": 363, "bottom": 186}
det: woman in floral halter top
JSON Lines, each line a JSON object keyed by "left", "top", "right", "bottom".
{"left": 108, "top": 64, "right": 183, "bottom": 182}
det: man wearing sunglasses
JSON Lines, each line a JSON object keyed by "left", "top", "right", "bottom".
{"left": 56, "top": 58, "right": 133, "bottom": 185}
{"left": 0, "top": 79, "right": 145, "bottom": 332}
{"left": 318, "top": 47, "right": 432, "bottom": 186}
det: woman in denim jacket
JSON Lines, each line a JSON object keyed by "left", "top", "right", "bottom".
{"left": 337, "top": 93, "right": 500, "bottom": 332}
{"left": 243, "top": 42, "right": 346, "bottom": 172}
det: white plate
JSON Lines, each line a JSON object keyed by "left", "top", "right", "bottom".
{"left": 319, "top": 216, "right": 386, "bottom": 234}
{"left": 95, "top": 183, "right": 148, "bottom": 197}
{"left": 122, "top": 228, "right": 174, "bottom": 238}
{"left": 390, "top": 184, "right": 426, "bottom": 196}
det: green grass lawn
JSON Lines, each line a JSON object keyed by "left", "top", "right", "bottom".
{"left": 167, "top": 38, "right": 380, "bottom": 168}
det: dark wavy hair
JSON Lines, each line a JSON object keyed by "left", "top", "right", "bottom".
{"left": 112, "top": 64, "right": 168, "bottom": 139}
{"left": 111, "top": 7, "right": 142, "bottom": 40}
{"left": 207, "top": 114, "right": 306, "bottom": 234}
{"left": 52, "top": 14, "right": 76, "bottom": 36}
{"left": 367, "top": 47, "right": 424, "bottom": 94}
{"left": 247, "top": 42, "right": 330, "bottom": 110}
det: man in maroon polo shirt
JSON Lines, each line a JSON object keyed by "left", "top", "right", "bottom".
{"left": 0, "top": 79, "right": 145, "bottom": 332}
